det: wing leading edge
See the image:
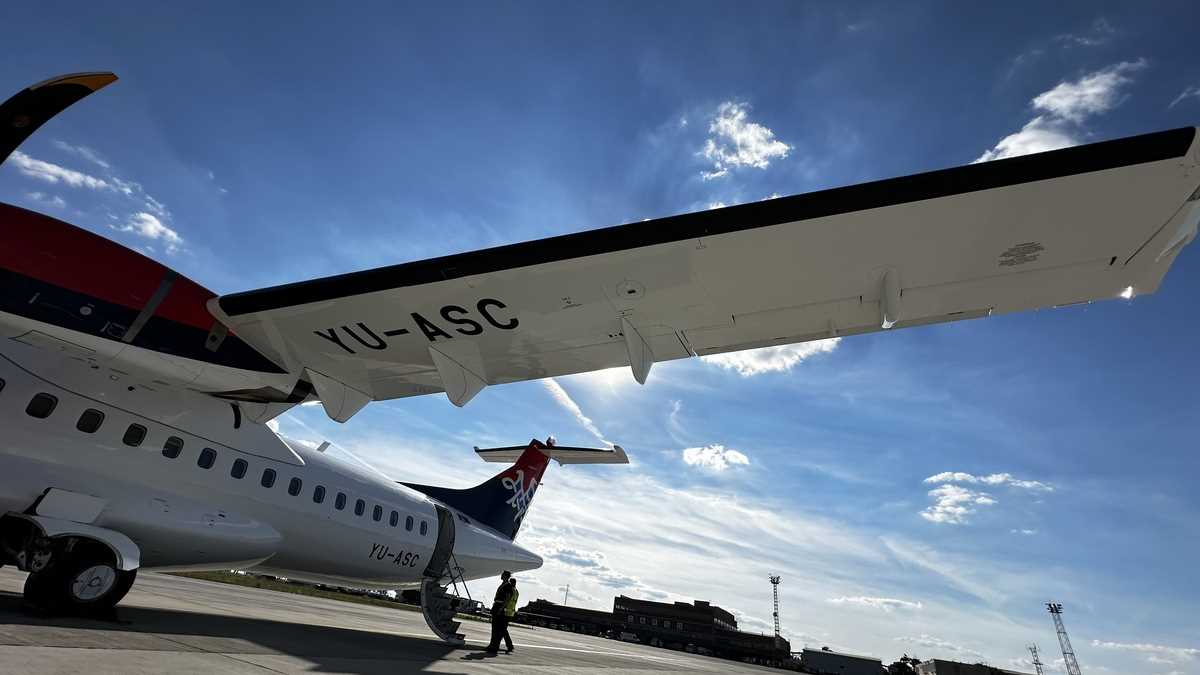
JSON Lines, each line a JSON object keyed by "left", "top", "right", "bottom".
{"left": 209, "top": 127, "right": 1200, "bottom": 421}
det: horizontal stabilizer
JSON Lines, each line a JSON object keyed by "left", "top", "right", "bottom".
{"left": 475, "top": 443, "right": 628, "bottom": 465}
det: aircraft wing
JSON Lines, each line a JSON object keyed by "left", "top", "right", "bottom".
{"left": 209, "top": 128, "right": 1200, "bottom": 421}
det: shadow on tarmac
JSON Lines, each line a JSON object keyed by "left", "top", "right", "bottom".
{"left": 0, "top": 590, "right": 470, "bottom": 674}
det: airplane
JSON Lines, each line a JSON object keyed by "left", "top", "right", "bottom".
{"left": 0, "top": 72, "right": 1196, "bottom": 643}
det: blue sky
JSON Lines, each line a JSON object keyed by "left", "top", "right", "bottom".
{"left": 3, "top": 3, "right": 1200, "bottom": 673}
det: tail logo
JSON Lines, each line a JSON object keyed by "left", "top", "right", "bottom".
{"left": 500, "top": 469, "right": 538, "bottom": 523}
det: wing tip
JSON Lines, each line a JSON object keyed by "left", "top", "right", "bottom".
{"left": 29, "top": 71, "right": 118, "bottom": 93}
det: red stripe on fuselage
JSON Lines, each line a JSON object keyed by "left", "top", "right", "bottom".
{"left": 0, "top": 202, "right": 216, "bottom": 330}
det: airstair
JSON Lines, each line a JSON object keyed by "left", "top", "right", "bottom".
{"left": 419, "top": 577, "right": 466, "bottom": 644}
{"left": 418, "top": 506, "right": 469, "bottom": 644}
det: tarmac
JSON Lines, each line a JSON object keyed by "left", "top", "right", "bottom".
{"left": 0, "top": 567, "right": 778, "bottom": 674}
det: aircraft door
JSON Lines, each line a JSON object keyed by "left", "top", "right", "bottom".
{"left": 422, "top": 505, "right": 455, "bottom": 579}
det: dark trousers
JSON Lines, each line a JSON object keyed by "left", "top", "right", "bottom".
{"left": 502, "top": 618, "right": 513, "bottom": 651}
{"left": 487, "top": 612, "right": 509, "bottom": 652}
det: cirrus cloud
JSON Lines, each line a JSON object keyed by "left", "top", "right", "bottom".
{"left": 827, "top": 596, "right": 923, "bottom": 612}
{"left": 701, "top": 339, "right": 840, "bottom": 376}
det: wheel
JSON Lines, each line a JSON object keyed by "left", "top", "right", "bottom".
{"left": 24, "top": 556, "right": 136, "bottom": 615}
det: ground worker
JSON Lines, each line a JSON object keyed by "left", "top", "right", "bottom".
{"left": 501, "top": 577, "right": 519, "bottom": 653}
{"left": 484, "top": 571, "right": 513, "bottom": 655}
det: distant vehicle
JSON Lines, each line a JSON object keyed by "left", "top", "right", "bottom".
{"left": 620, "top": 632, "right": 640, "bottom": 643}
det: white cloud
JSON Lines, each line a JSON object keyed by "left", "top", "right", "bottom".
{"left": 827, "top": 596, "right": 923, "bottom": 612}
{"left": 700, "top": 101, "right": 791, "bottom": 180}
{"left": 8, "top": 151, "right": 111, "bottom": 190}
{"left": 701, "top": 339, "right": 840, "bottom": 376}
{"left": 681, "top": 444, "right": 750, "bottom": 471}
{"left": 53, "top": 140, "right": 111, "bottom": 169}
{"left": 707, "top": 201, "right": 727, "bottom": 210}
{"left": 1091, "top": 640, "right": 1200, "bottom": 664}
{"left": 25, "top": 192, "right": 66, "bottom": 209}
{"left": 895, "top": 634, "right": 984, "bottom": 660}
{"left": 1169, "top": 84, "right": 1200, "bottom": 110}
{"left": 11, "top": 146, "right": 180, "bottom": 248}
{"left": 1032, "top": 59, "right": 1146, "bottom": 122}
{"left": 975, "top": 60, "right": 1146, "bottom": 162}
{"left": 1054, "top": 17, "right": 1117, "bottom": 48}
{"left": 114, "top": 212, "right": 184, "bottom": 254}
{"left": 1010, "top": 528, "right": 1038, "bottom": 536}
{"left": 541, "top": 379, "right": 609, "bottom": 445}
{"left": 924, "top": 471, "right": 1053, "bottom": 492}
{"left": 920, "top": 484, "right": 997, "bottom": 525}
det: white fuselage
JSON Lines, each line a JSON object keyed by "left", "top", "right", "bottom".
{"left": 0, "top": 339, "right": 541, "bottom": 590}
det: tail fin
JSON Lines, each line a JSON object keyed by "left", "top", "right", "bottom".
{"left": 402, "top": 438, "right": 627, "bottom": 540}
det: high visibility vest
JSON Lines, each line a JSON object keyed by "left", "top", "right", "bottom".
{"left": 505, "top": 588, "right": 519, "bottom": 617}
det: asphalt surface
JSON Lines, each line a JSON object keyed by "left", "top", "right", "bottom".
{"left": 0, "top": 567, "right": 779, "bottom": 674}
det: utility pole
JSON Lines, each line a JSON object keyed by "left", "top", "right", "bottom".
{"left": 1047, "top": 602, "right": 1083, "bottom": 675}
{"left": 1028, "top": 644, "right": 1045, "bottom": 675}
{"left": 563, "top": 584, "right": 570, "bottom": 606}
{"left": 768, "top": 575, "right": 782, "bottom": 639}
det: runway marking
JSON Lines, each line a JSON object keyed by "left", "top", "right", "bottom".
{"left": 391, "top": 631, "right": 694, "bottom": 665}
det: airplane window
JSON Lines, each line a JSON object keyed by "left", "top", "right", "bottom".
{"left": 335, "top": 492, "right": 346, "bottom": 510}
{"left": 313, "top": 485, "right": 326, "bottom": 503}
{"left": 163, "top": 436, "right": 184, "bottom": 458}
{"left": 123, "top": 423, "right": 147, "bottom": 447}
{"left": 231, "top": 458, "right": 247, "bottom": 479}
{"left": 197, "top": 448, "right": 216, "bottom": 469}
{"left": 261, "top": 468, "right": 276, "bottom": 488}
{"left": 405, "top": 516, "right": 413, "bottom": 531}
{"left": 354, "top": 499, "right": 365, "bottom": 516}
{"left": 420, "top": 520, "right": 428, "bottom": 536}
{"left": 389, "top": 510, "right": 398, "bottom": 527}
{"left": 288, "top": 477, "right": 302, "bottom": 496}
{"left": 25, "top": 393, "right": 58, "bottom": 419}
{"left": 76, "top": 408, "right": 105, "bottom": 433}
{"left": 372, "top": 505, "right": 383, "bottom": 522}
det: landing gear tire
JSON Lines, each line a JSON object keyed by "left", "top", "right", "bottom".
{"left": 24, "top": 557, "right": 136, "bottom": 615}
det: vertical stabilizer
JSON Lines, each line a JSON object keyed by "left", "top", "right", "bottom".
{"left": 401, "top": 438, "right": 627, "bottom": 540}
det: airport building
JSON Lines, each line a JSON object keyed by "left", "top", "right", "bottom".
{"left": 916, "top": 660, "right": 1031, "bottom": 675}
{"left": 519, "top": 598, "right": 618, "bottom": 635}
{"left": 514, "top": 596, "right": 793, "bottom": 666}
{"left": 798, "top": 646, "right": 883, "bottom": 675}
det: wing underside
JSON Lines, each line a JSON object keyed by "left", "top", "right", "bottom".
{"left": 208, "top": 127, "right": 1200, "bottom": 419}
